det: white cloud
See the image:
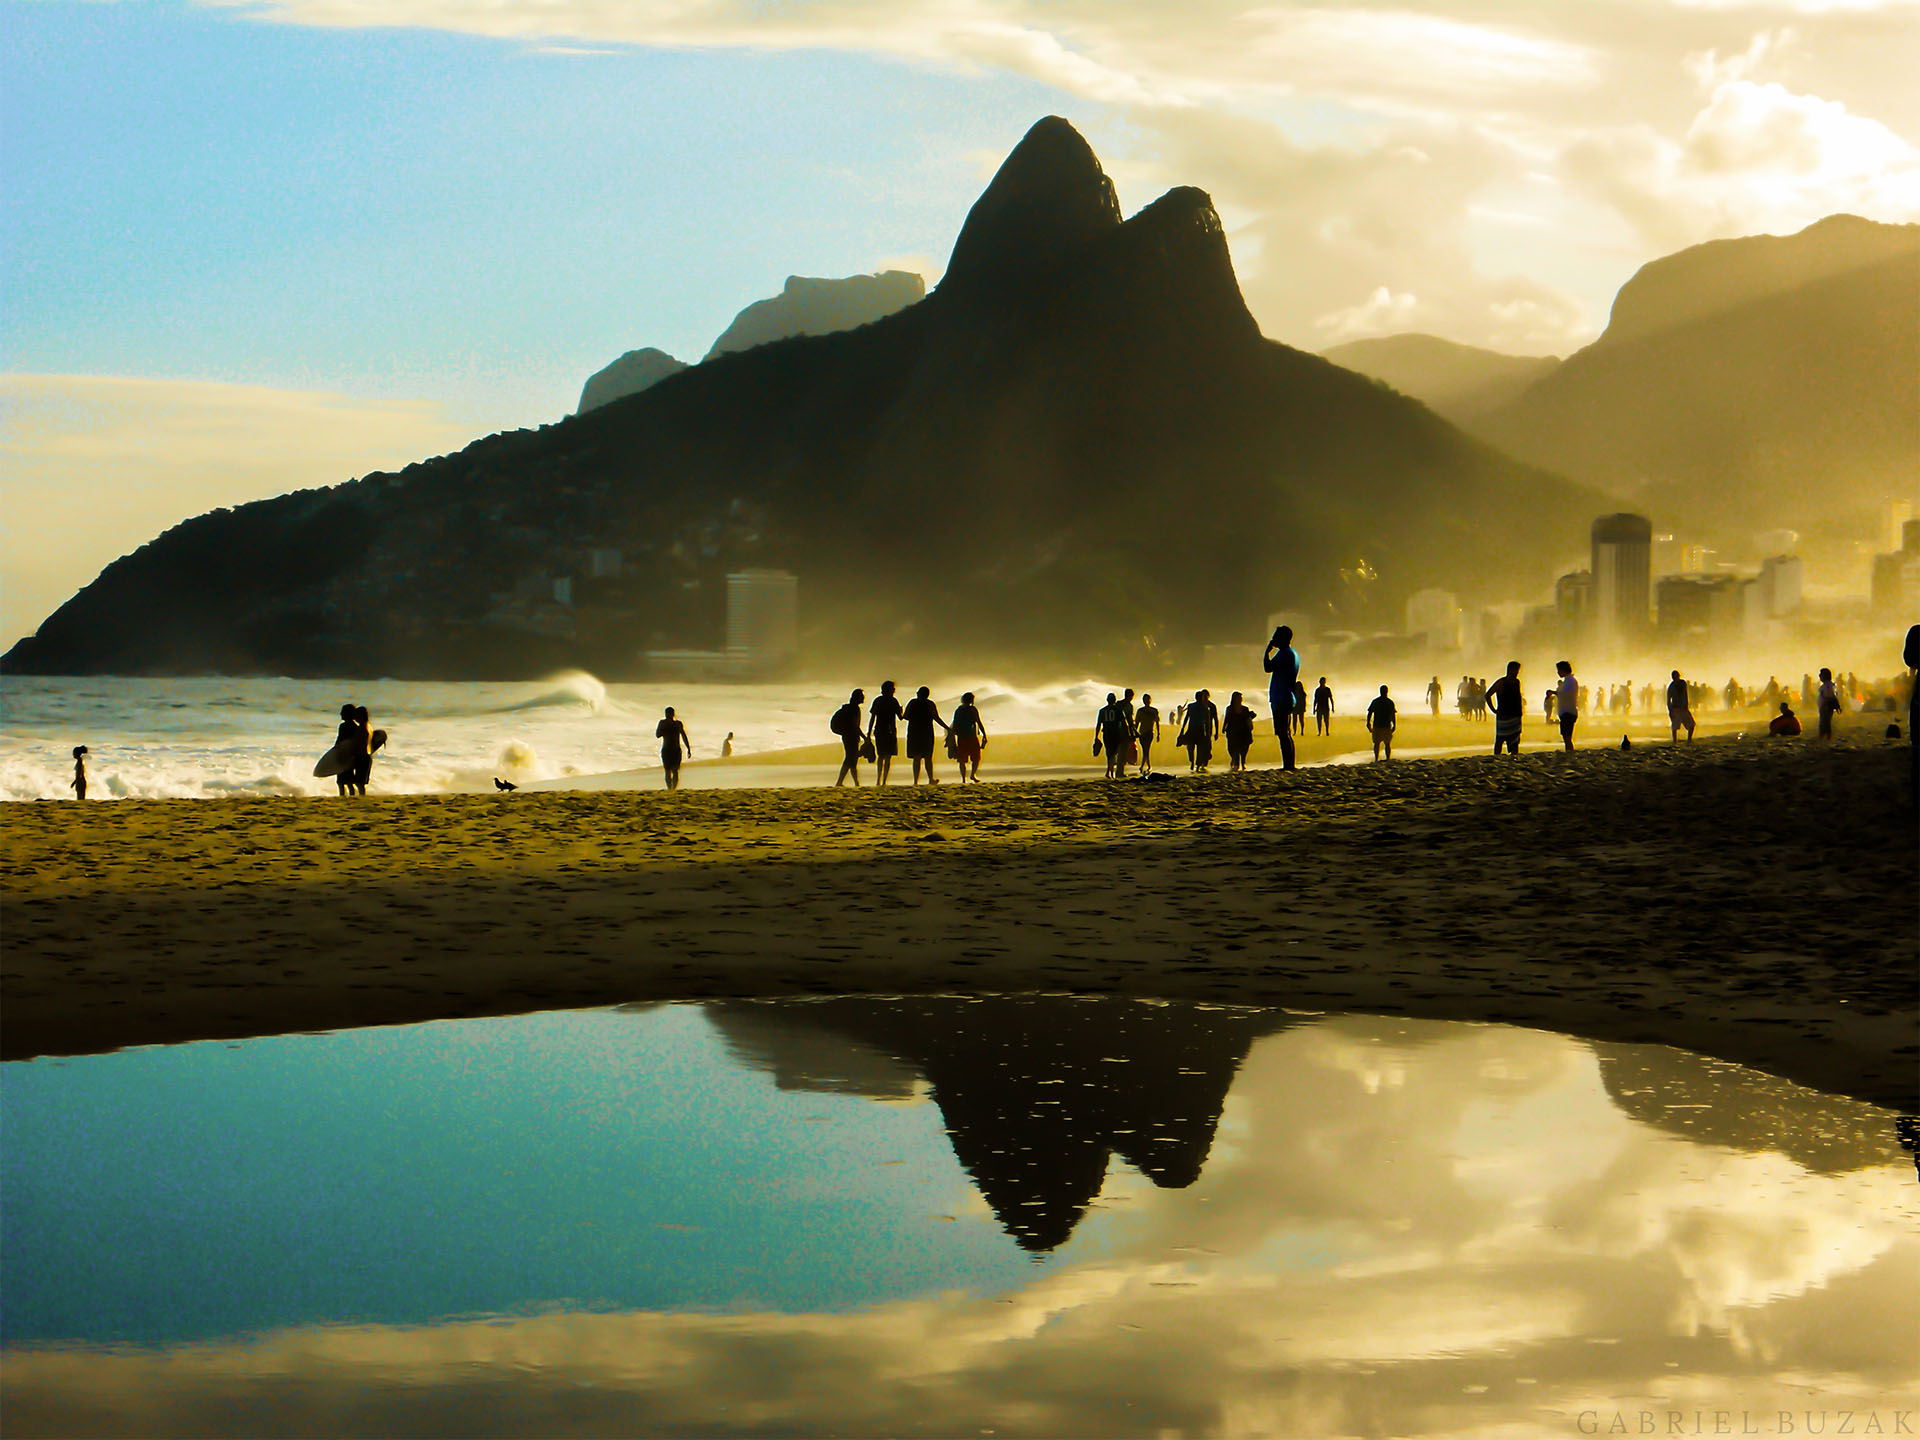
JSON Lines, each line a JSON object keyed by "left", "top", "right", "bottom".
{"left": 0, "top": 375, "right": 468, "bottom": 644}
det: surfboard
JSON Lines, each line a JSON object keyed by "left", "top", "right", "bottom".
{"left": 312, "top": 744, "right": 348, "bottom": 778}
{"left": 370, "top": 729, "right": 387, "bottom": 754}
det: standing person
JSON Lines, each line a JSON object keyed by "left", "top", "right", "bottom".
{"left": 832, "top": 688, "right": 867, "bottom": 787}
{"left": 903, "top": 685, "right": 948, "bottom": 786}
{"left": 332, "top": 703, "right": 360, "bottom": 797}
{"left": 1365, "top": 686, "right": 1397, "bottom": 760}
{"left": 656, "top": 706, "right": 692, "bottom": 789}
{"left": 1291, "top": 678, "right": 1308, "bottom": 737}
{"left": 1487, "top": 661, "right": 1524, "bottom": 755}
{"left": 1223, "top": 691, "right": 1256, "bottom": 771}
{"left": 1181, "top": 688, "right": 1219, "bottom": 771}
{"left": 1543, "top": 687, "right": 1555, "bottom": 721}
{"left": 1135, "top": 693, "right": 1160, "bottom": 774}
{"left": 1816, "top": 667, "right": 1840, "bottom": 740}
{"left": 1263, "top": 625, "right": 1301, "bottom": 771}
{"left": 1904, "top": 624, "right": 1919, "bottom": 805}
{"left": 1118, "top": 687, "right": 1140, "bottom": 771}
{"left": 722, "top": 732, "right": 735, "bottom": 759}
{"left": 1312, "top": 677, "right": 1335, "bottom": 736}
{"left": 950, "top": 691, "right": 987, "bottom": 783}
{"left": 350, "top": 706, "right": 376, "bottom": 796}
{"left": 1426, "top": 676, "right": 1442, "bottom": 718}
{"left": 1666, "top": 670, "right": 1695, "bottom": 742}
{"left": 69, "top": 745, "right": 87, "bottom": 801}
{"left": 1555, "top": 660, "right": 1580, "bottom": 752}
{"left": 868, "top": 680, "right": 905, "bottom": 786}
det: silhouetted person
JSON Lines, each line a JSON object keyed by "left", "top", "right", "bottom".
{"left": 1905, "top": 624, "right": 1919, "bottom": 804}
{"left": 1181, "top": 689, "right": 1218, "bottom": 771}
{"left": 1223, "top": 691, "right": 1256, "bottom": 771}
{"left": 350, "top": 706, "right": 375, "bottom": 795}
{"left": 1487, "top": 661, "right": 1523, "bottom": 755}
{"left": 722, "top": 731, "right": 735, "bottom": 759}
{"left": 69, "top": 745, "right": 87, "bottom": 801}
{"left": 1312, "top": 677, "right": 1334, "bottom": 736}
{"left": 1555, "top": 660, "right": 1579, "bottom": 752}
{"left": 333, "top": 703, "right": 358, "bottom": 797}
{"left": 1426, "top": 675, "right": 1442, "bottom": 718}
{"left": 904, "top": 685, "right": 948, "bottom": 785}
{"left": 1263, "top": 625, "right": 1300, "bottom": 771}
{"left": 950, "top": 691, "right": 986, "bottom": 782}
{"left": 833, "top": 688, "right": 866, "bottom": 787}
{"left": 1543, "top": 687, "right": 1555, "bottom": 721}
{"left": 656, "top": 706, "right": 691, "bottom": 789}
{"left": 1769, "top": 701, "right": 1801, "bottom": 737}
{"left": 1666, "top": 669, "right": 1695, "bottom": 742}
{"left": 868, "top": 680, "right": 904, "bottom": 786}
{"left": 1135, "top": 693, "right": 1160, "bottom": 773}
{"left": 1095, "top": 692, "right": 1131, "bottom": 779}
{"left": 1365, "top": 685, "right": 1396, "bottom": 760}
{"left": 1816, "top": 667, "right": 1840, "bottom": 740}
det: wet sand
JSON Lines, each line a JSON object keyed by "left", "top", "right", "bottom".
{"left": 3, "top": 728, "right": 1914, "bottom": 1110}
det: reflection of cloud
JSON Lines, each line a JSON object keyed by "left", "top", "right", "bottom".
{"left": 0, "top": 374, "right": 467, "bottom": 644}
{"left": 10, "top": 1017, "right": 1914, "bottom": 1437}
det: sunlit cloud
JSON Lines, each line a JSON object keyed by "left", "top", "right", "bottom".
{"left": 0, "top": 375, "right": 467, "bottom": 643}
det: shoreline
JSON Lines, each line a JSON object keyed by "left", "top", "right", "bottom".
{"left": 3, "top": 733, "right": 1915, "bottom": 1111}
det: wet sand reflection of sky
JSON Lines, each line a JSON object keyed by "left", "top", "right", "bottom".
{"left": 3, "top": 998, "right": 1915, "bottom": 1437}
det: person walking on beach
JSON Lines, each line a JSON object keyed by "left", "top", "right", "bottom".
{"left": 1554, "top": 661, "right": 1581, "bottom": 752}
{"left": 1118, "top": 687, "right": 1141, "bottom": 771}
{"left": 69, "top": 745, "right": 88, "bottom": 801}
{"left": 1666, "top": 670, "right": 1695, "bottom": 743}
{"left": 656, "top": 706, "right": 692, "bottom": 789}
{"left": 1263, "top": 625, "right": 1300, "bottom": 771}
{"left": 1487, "top": 662, "right": 1523, "bottom": 755}
{"left": 832, "top": 688, "right": 867, "bottom": 787}
{"left": 868, "top": 680, "right": 905, "bottom": 786}
{"left": 1136, "top": 694, "right": 1160, "bottom": 773}
{"left": 1312, "top": 677, "right": 1334, "bottom": 736}
{"left": 722, "top": 732, "right": 735, "bottom": 759}
{"left": 903, "top": 685, "right": 947, "bottom": 786}
{"left": 1223, "top": 691, "right": 1256, "bottom": 771}
{"left": 1095, "top": 693, "right": 1131, "bottom": 779}
{"left": 1816, "top": 668, "right": 1840, "bottom": 740}
{"left": 1180, "top": 688, "right": 1219, "bottom": 771}
{"left": 951, "top": 691, "right": 987, "bottom": 782}
{"left": 1427, "top": 676, "right": 1442, "bottom": 719}
{"left": 1365, "top": 686, "right": 1397, "bottom": 760}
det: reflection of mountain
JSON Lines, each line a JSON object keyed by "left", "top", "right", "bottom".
{"left": 706, "top": 996, "right": 1293, "bottom": 1251}
{"left": 1592, "top": 1041, "right": 1906, "bottom": 1175}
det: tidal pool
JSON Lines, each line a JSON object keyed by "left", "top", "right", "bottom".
{"left": 3, "top": 997, "right": 1915, "bottom": 1437}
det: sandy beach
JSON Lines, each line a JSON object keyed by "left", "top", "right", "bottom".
{"left": 3, "top": 725, "right": 1914, "bottom": 1110}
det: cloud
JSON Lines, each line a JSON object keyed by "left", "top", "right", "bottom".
{"left": 0, "top": 375, "right": 468, "bottom": 645}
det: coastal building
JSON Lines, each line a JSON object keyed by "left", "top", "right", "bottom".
{"left": 725, "top": 569, "right": 799, "bottom": 664}
{"left": 1656, "top": 574, "right": 1740, "bottom": 646}
{"left": 1590, "top": 513, "right": 1652, "bottom": 644}
{"left": 1755, "top": 555, "right": 1803, "bottom": 618}
{"left": 1870, "top": 523, "right": 1920, "bottom": 618}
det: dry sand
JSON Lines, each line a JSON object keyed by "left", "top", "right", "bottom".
{"left": 3, "top": 725, "right": 1914, "bottom": 1110}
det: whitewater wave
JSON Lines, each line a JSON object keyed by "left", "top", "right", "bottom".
{"left": 492, "top": 670, "right": 618, "bottom": 716}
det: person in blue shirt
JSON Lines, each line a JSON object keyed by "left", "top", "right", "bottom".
{"left": 1263, "top": 625, "right": 1300, "bottom": 771}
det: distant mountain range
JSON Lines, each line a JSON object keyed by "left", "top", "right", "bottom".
{"left": 5, "top": 118, "right": 1597, "bottom": 680}
{"left": 1320, "top": 334, "right": 1561, "bottom": 426}
{"left": 1327, "top": 215, "right": 1920, "bottom": 538}
{"left": 576, "top": 271, "right": 926, "bottom": 415}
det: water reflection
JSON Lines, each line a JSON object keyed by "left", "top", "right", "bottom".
{"left": 3, "top": 999, "right": 1914, "bottom": 1439}
{"left": 707, "top": 996, "right": 1291, "bottom": 1249}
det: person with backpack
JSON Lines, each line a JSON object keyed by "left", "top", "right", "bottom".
{"left": 832, "top": 688, "right": 867, "bottom": 787}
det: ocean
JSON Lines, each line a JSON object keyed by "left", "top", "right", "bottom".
{"left": 0, "top": 672, "right": 1134, "bottom": 802}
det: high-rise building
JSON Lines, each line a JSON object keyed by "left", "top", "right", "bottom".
{"left": 1404, "top": 588, "right": 1461, "bottom": 649}
{"left": 1590, "top": 513, "right": 1652, "bottom": 642}
{"left": 725, "top": 569, "right": 799, "bottom": 662}
{"left": 1756, "top": 555, "right": 1803, "bottom": 617}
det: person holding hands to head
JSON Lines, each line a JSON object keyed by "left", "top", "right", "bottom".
{"left": 1263, "top": 625, "right": 1301, "bottom": 772}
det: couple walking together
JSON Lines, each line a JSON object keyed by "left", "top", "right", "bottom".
{"left": 837, "top": 682, "right": 986, "bottom": 786}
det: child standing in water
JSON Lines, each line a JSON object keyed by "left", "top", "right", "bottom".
{"left": 69, "top": 746, "right": 88, "bottom": 800}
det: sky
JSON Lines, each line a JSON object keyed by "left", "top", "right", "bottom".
{"left": 4, "top": 0, "right": 1918, "bottom": 640}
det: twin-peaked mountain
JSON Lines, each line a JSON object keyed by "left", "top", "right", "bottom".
{"left": 3, "top": 118, "right": 1595, "bottom": 679}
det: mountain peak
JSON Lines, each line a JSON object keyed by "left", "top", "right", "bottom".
{"left": 939, "top": 116, "right": 1122, "bottom": 294}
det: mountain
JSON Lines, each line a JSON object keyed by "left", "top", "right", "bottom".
{"left": 705, "top": 270, "right": 925, "bottom": 359}
{"left": 1321, "top": 334, "right": 1561, "bottom": 426}
{"left": 576, "top": 347, "right": 688, "bottom": 415}
{"left": 1472, "top": 215, "right": 1920, "bottom": 533}
{"left": 3, "top": 117, "right": 1600, "bottom": 680}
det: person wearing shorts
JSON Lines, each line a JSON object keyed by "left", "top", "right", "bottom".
{"left": 1555, "top": 661, "right": 1579, "bottom": 751}
{"left": 1263, "top": 625, "right": 1300, "bottom": 771}
{"left": 903, "top": 686, "right": 947, "bottom": 785}
{"left": 1666, "top": 670, "right": 1695, "bottom": 743}
{"left": 950, "top": 691, "right": 986, "bottom": 782}
{"left": 1135, "top": 694, "right": 1160, "bottom": 773}
{"left": 1487, "top": 661, "right": 1523, "bottom": 755}
{"left": 868, "top": 680, "right": 904, "bottom": 786}
{"left": 1365, "top": 686, "right": 1396, "bottom": 760}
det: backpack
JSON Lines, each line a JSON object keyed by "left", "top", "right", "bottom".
{"left": 830, "top": 704, "right": 859, "bottom": 737}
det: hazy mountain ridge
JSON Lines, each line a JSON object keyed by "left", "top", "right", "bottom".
{"left": 4, "top": 117, "right": 1599, "bottom": 680}
{"left": 1474, "top": 218, "right": 1920, "bottom": 532}
{"left": 1320, "top": 334, "right": 1562, "bottom": 425}
{"left": 576, "top": 347, "right": 689, "bottom": 415}
{"left": 704, "top": 270, "right": 925, "bottom": 360}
